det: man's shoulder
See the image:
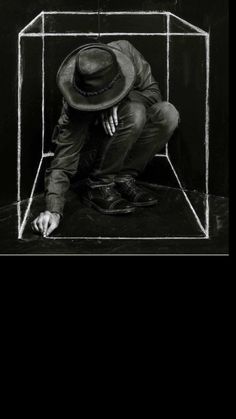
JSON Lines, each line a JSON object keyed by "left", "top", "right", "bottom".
{"left": 108, "top": 39, "right": 133, "bottom": 52}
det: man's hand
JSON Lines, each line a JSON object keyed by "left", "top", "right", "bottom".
{"left": 31, "top": 211, "right": 61, "bottom": 237}
{"left": 101, "top": 105, "right": 119, "bottom": 136}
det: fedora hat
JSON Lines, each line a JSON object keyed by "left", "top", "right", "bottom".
{"left": 57, "top": 43, "right": 136, "bottom": 112}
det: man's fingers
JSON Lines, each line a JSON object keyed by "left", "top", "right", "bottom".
{"left": 102, "top": 113, "right": 108, "bottom": 135}
{"left": 102, "top": 110, "right": 116, "bottom": 137}
{"left": 109, "top": 114, "right": 116, "bottom": 134}
{"left": 42, "top": 216, "right": 50, "bottom": 237}
{"left": 103, "top": 121, "right": 108, "bottom": 135}
{"left": 113, "top": 106, "right": 118, "bottom": 126}
{"left": 102, "top": 113, "right": 109, "bottom": 135}
{"left": 37, "top": 217, "right": 44, "bottom": 234}
{"left": 46, "top": 221, "right": 58, "bottom": 237}
{"left": 105, "top": 118, "right": 113, "bottom": 136}
{"left": 106, "top": 111, "right": 114, "bottom": 136}
{"left": 31, "top": 212, "right": 60, "bottom": 237}
{"left": 37, "top": 213, "right": 49, "bottom": 234}
{"left": 31, "top": 220, "right": 39, "bottom": 233}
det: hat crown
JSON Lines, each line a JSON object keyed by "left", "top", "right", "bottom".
{"left": 57, "top": 42, "right": 136, "bottom": 111}
{"left": 77, "top": 48, "right": 114, "bottom": 76}
{"left": 74, "top": 46, "right": 120, "bottom": 95}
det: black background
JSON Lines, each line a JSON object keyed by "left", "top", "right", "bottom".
{"left": 0, "top": 0, "right": 229, "bottom": 208}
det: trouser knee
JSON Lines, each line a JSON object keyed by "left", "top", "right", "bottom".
{"left": 149, "top": 101, "right": 179, "bottom": 132}
{"left": 118, "top": 101, "right": 147, "bottom": 134}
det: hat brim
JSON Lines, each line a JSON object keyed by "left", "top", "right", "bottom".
{"left": 57, "top": 44, "right": 136, "bottom": 112}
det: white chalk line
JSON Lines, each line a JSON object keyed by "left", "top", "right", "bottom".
{"left": 18, "top": 157, "right": 43, "bottom": 239}
{"left": 44, "top": 11, "right": 98, "bottom": 15}
{"left": 43, "top": 11, "right": 168, "bottom": 15}
{"left": 17, "top": 34, "right": 22, "bottom": 235}
{"left": 19, "top": 12, "right": 43, "bottom": 35}
{"left": 42, "top": 13, "right": 45, "bottom": 156}
{"left": 47, "top": 236, "right": 207, "bottom": 241}
{"left": 166, "top": 12, "right": 170, "bottom": 157}
{"left": 20, "top": 32, "right": 208, "bottom": 37}
{"left": 17, "top": 201, "right": 21, "bottom": 239}
{"left": 100, "top": 11, "right": 169, "bottom": 16}
{"left": 205, "top": 35, "right": 210, "bottom": 238}
{"left": 169, "top": 12, "right": 207, "bottom": 35}
{"left": 167, "top": 155, "right": 207, "bottom": 236}
{"left": 42, "top": 153, "right": 167, "bottom": 158}
{"left": 155, "top": 154, "right": 167, "bottom": 157}
{"left": 167, "top": 13, "right": 170, "bottom": 102}
{"left": 43, "top": 152, "right": 55, "bottom": 157}
{"left": 20, "top": 32, "right": 98, "bottom": 37}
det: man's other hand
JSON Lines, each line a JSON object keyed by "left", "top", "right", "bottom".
{"left": 101, "top": 105, "right": 119, "bottom": 136}
{"left": 31, "top": 211, "right": 61, "bottom": 237}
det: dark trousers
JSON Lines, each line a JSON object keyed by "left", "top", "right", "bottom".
{"left": 77, "top": 100, "right": 179, "bottom": 184}
{"left": 45, "top": 99, "right": 179, "bottom": 214}
{"left": 50, "top": 99, "right": 179, "bottom": 186}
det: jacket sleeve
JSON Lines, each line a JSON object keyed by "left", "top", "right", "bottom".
{"left": 110, "top": 40, "right": 162, "bottom": 107}
{"left": 44, "top": 101, "right": 90, "bottom": 216}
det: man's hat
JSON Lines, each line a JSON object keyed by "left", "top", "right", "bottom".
{"left": 57, "top": 43, "right": 136, "bottom": 112}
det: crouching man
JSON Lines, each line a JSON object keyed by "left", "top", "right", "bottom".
{"left": 32, "top": 40, "right": 179, "bottom": 237}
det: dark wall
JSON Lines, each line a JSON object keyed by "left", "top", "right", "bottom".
{"left": 0, "top": 0, "right": 98, "bottom": 208}
{"left": 102, "top": 0, "right": 229, "bottom": 197}
{"left": 175, "top": 0, "right": 229, "bottom": 197}
{"left": 0, "top": 0, "right": 229, "bottom": 208}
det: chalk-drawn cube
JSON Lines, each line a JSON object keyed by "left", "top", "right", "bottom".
{"left": 17, "top": 11, "right": 209, "bottom": 240}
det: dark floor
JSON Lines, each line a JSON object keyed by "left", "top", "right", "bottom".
{"left": 0, "top": 183, "right": 229, "bottom": 255}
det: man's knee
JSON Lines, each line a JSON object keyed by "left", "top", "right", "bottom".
{"left": 119, "top": 101, "right": 147, "bottom": 132}
{"left": 150, "top": 101, "right": 179, "bottom": 132}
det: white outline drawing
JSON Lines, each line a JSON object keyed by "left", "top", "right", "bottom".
{"left": 17, "top": 11, "right": 210, "bottom": 241}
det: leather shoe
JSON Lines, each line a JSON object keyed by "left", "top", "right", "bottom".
{"left": 116, "top": 177, "right": 158, "bottom": 207}
{"left": 82, "top": 183, "right": 136, "bottom": 215}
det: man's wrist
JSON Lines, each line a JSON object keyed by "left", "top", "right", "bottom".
{"left": 45, "top": 196, "right": 64, "bottom": 217}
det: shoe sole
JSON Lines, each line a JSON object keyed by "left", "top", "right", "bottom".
{"left": 131, "top": 200, "right": 158, "bottom": 207}
{"left": 82, "top": 198, "right": 136, "bottom": 215}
